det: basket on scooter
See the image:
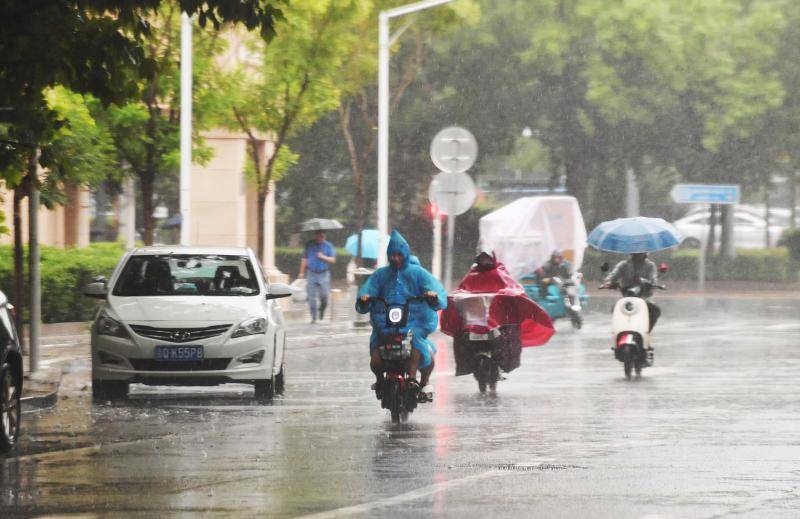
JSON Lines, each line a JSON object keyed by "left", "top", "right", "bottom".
{"left": 378, "top": 334, "right": 412, "bottom": 361}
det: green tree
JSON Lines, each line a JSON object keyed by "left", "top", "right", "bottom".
{"left": 223, "top": 0, "right": 363, "bottom": 258}
{"left": 102, "top": 6, "right": 223, "bottom": 244}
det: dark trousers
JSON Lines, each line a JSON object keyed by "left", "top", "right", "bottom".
{"left": 647, "top": 301, "right": 660, "bottom": 332}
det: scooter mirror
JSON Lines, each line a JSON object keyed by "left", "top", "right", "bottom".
{"left": 658, "top": 262, "right": 669, "bottom": 273}
{"left": 600, "top": 262, "right": 610, "bottom": 273}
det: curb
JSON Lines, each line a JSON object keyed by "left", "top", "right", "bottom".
{"left": 21, "top": 370, "right": 63, "bottom": 413}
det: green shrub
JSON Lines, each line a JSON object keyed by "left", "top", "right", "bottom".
{"left": 0, "top": 242, "right": 125, "bottom": 323}
{"left": 582, "top": 247, "right": 792, "bottom": 282}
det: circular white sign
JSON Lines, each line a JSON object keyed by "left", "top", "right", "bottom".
{"left": 429, "top": 172, "right": 476, "bottom": 216}
{"left": 430, "top": 126, "right": 478, "bottom": 174}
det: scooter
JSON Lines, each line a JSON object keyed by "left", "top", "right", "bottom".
{"left": 364, "top": 295, "right": 435, "bottom": 423}
{"left": 599, "top": 264, "right": 666, "bottom": 380}
{"left": 551, "top": 273, "right": 586, "bottom": 329}
{"left": 520, "top": 272, "right": 588, "bottom": 329}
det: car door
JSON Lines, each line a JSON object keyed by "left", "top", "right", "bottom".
{"left": 734, "top": 213, "right": 766, "bottom": 249}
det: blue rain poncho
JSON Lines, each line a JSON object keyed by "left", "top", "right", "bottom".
{"left": 356, "top": 231, "right": 447, "bottom": 368}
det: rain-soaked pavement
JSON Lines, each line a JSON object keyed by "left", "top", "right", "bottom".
{"left": 2, "top": 296, "right": 800, "bottom": 518}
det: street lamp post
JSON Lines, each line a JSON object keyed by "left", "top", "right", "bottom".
{"left": 179, "top": 12, "right": 192, "bottom": 246}
{"left": 377, "top": 0, "right": 454, "bottom": 267}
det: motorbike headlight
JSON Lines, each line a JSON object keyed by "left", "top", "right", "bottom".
{"left": 231, "top": 317, "right": 267, "bottom": 338}
{"left": 95, "top": 311, "right": 130, "bottom": 338}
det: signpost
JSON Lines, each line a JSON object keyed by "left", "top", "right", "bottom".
{"left": 670, "top": 184, "right": 741, "bottom": 205}
{"left": 429, "top": 127, "right": 478, "bottom": 290}
{"left": 670, "top": 183, "right": 741, "bottom": 291}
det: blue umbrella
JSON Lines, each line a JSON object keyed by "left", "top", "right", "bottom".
{"left": 588, "top": 217, "right": 684, "bottom": 253}
{"left": 345, "top": 230, "right": 388, "bottom": 260}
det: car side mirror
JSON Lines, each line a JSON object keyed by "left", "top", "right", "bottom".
{"left": 266, "top": 283, "right": 293, "bottom": 300}
{"left": 658, "top": 262, "right": 669, "bottom": 274}
{"left": 600, "top": 262, "right": 610, "bottom": 273}
{"left": 83, "top": 281, "right": 107, "bottom": 299}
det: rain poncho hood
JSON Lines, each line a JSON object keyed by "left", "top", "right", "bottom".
{"left": 441, "top": 260, "right": 554, "bottom": 347}
{"left": 356, "top": 230, "right": 447, "bottom": 357}
{"left": 386, "top": 230, "right": 411, "bottom": 268}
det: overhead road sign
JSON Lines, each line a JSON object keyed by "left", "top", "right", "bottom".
{"left": 430, "top": 126, "right": 478, "bottom": 174}
{"left": 429, "top": 172, "right": 476, "bottom": 216}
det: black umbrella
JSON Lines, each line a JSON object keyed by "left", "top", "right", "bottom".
{"left": 297, "top": 218, "right": 344, "bottom": 232}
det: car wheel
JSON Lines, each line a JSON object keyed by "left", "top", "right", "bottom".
{"left": 0, "top": 362, "right": 21, "bottom": 453}
{"left": 274, "top": 364, "right": 285, "bottom": 396}
{"left": 92, "top": 379, "right": 129, "bottom": 402}
{"left": 681, "top": 237, "right": 701, "bottom": 249}
{"left": 254, "top": 379, "right": 274, "bottom": 403}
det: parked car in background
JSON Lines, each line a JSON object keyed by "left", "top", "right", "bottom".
{"left": 83, "top": 247, "right": 293, "bottom": 403}
{"left": 673, "top": 207, "right": 787, "bottom": 249}
{"left": 0, "top": 291, "right": 22, "bottom": 453}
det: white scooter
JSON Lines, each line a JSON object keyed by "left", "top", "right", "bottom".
{"left": 599, "top": 263, "right": 667, "bottom": 379}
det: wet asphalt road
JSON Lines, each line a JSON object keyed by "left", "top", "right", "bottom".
{"left": 2, "top": 296, "right": 800, "bottom": 518}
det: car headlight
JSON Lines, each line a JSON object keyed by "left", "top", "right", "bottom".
{"left": 96, "top": 311, "right": 130, "bottom": 338}
{"left": 231, "top": 317, "right": 267, "bottom": 338}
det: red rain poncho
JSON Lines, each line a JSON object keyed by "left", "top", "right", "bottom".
{"left": 440, "top": 261, "right": 554, "bottom": 347}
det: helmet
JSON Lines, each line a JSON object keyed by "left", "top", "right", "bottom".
{"left": 474, "top": 251, "right": 497, "bottom": 271}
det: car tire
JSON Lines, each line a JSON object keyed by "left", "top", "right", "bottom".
{"left": 274, "top": 364, "right": 285, "bottom": 396}
{"left": 92, "top": 379, "right": 129, "bottom": 402}
{"left": 681, "top": 237, "right": 701, "bottom": 249}
{"left": 0, "top": 362, "right": 21, "bottom": 453}
{"left": 254, "top": 379, "right": 274, "bottom": 403}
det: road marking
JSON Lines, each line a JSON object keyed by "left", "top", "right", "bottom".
{"left": 298, "top": 470, "right": 505, "bottom": 519}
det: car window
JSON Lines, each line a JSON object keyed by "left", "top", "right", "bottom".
{"left": 112, "top": 255, "right": 260, "bottom": 297}
{"left": 734, "top": 215, "right": 759, "bottom": 227}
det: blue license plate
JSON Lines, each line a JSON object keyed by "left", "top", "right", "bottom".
{"left": 154, "top": 345, "right": 204, "bottom": 361}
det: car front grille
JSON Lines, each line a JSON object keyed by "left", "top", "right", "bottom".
{"left": 129, "top": 324, "right": 232, "bottom": 343}
{"left": 129, "top": 358, "right": 232, "bottom": 371}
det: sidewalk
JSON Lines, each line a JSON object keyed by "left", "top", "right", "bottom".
{"left": 21, "top": 321, "right": 90, "bottom": 412}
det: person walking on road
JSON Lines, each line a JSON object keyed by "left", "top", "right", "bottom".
{"left": 299, "top": 231, "right": 336, "bottom": 323}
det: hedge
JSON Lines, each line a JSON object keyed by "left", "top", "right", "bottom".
{"left": 0, "top": 242, "right": 125, "bottom": 324}
{"left": 582, "top": 247, "right": 795, "bottom": 283}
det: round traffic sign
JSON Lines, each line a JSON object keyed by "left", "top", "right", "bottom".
{"left": 430, "top": 126, "right": 478, "bottom": 174}
{"left": 429, "top": 172, "right": 476, "bottom": 216}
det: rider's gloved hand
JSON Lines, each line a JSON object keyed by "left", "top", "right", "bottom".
{"left": 424, "top": 290, "right": 439, "bottom": 307}
{"left": 360, "top": 295, "right": 371, "bottom": 302}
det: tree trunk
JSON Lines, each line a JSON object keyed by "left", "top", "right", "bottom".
{"left": 707, "top": 205, "right": 718, "bottom": 258}
{"left": 764, "top": 175, "right": 771, "bottom": 248}
{"left": 338, "top": 102, "right": 367, "bottom": 265}
{"left": 564, "top": 153, "right": 588, "bottom": 209}
{"left": 790, "top": 170, "right": 797, "bottom": 229}
{"left": 12, "top": 188, "right": 25, "bottom": 341}
{"left": 720, "top": 204, "right": 735, "bottom": 259}
{"left": 257, "top": 192, "right": 266, "bottom": 263}
{"left": 140, "top": 171, "right": 155, "bottom": 245}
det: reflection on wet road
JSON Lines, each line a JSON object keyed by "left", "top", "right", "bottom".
{"left": 2, "top": 297, "right": 800, "bottom": 517}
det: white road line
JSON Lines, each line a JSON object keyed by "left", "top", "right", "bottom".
{"left": 298, "top": 470, "right": 505, "bottom": 519}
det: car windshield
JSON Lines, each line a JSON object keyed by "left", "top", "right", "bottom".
{"left": 112, "top": 255, "right": 260, "bottom": 297}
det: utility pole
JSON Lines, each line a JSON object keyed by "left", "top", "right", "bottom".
{"left": 179, "top": 12, "right": 193, "bottom": 246}
{"left": 28, "top": 151, "right": 41, "bottom": 372}
{"left": 377, "top": 0, "right": 454, "bottom": 266}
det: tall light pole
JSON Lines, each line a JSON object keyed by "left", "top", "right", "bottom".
{"left": 180, "top": 13, "right": 193, "bottom": 246}
{"left": 377, "top": 0, "right": 454, "bottom": 266}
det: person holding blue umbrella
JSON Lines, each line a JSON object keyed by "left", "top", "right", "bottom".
{"left": 601, "top": 252, "right": 660, "bottom": 331}
{"left": 589, "top": 216, "right": 682, "bottom": 336}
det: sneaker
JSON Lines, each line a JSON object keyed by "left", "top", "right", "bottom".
{"left": 371, "top": 381, "right": 383, "bottom": 400}
{"left": 418, "top": 384, "right": 433, "bottom": 403}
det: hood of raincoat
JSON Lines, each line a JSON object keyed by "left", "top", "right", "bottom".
{"left": 440, "top": 261, "right": 554, "bottom": 347}
{"left": 386, "top": 230, "right": 411, "bottom": 270}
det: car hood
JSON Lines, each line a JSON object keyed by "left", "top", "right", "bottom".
{"left": 109, "top": 296, "right": 260, "bottom": 323}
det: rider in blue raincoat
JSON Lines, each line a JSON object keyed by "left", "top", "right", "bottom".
{"left": 356, "top": 230, "right": 447, "bottom": 396}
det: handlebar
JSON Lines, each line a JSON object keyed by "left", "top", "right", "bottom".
{"left": 361, "top": 295, "right": 438, "bottom": 307}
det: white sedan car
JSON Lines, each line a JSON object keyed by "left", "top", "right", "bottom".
{"left": 83, "top": 246, "right": 292, "bottom": 402}
{"left": 673, "top": 209, "right": 786, "bottom": 249}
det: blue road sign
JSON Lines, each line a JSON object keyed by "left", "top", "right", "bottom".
{"left": 669, "top": 184, "right": 741, "bottom": 205}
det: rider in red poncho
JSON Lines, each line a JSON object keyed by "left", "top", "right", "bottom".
{"left": 441, "top": 252, "right": 555, "bottom": 376}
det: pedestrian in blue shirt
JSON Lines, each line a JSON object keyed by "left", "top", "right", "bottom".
{"left": 299, "top": 231, "right": 336, "bottom": 323}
